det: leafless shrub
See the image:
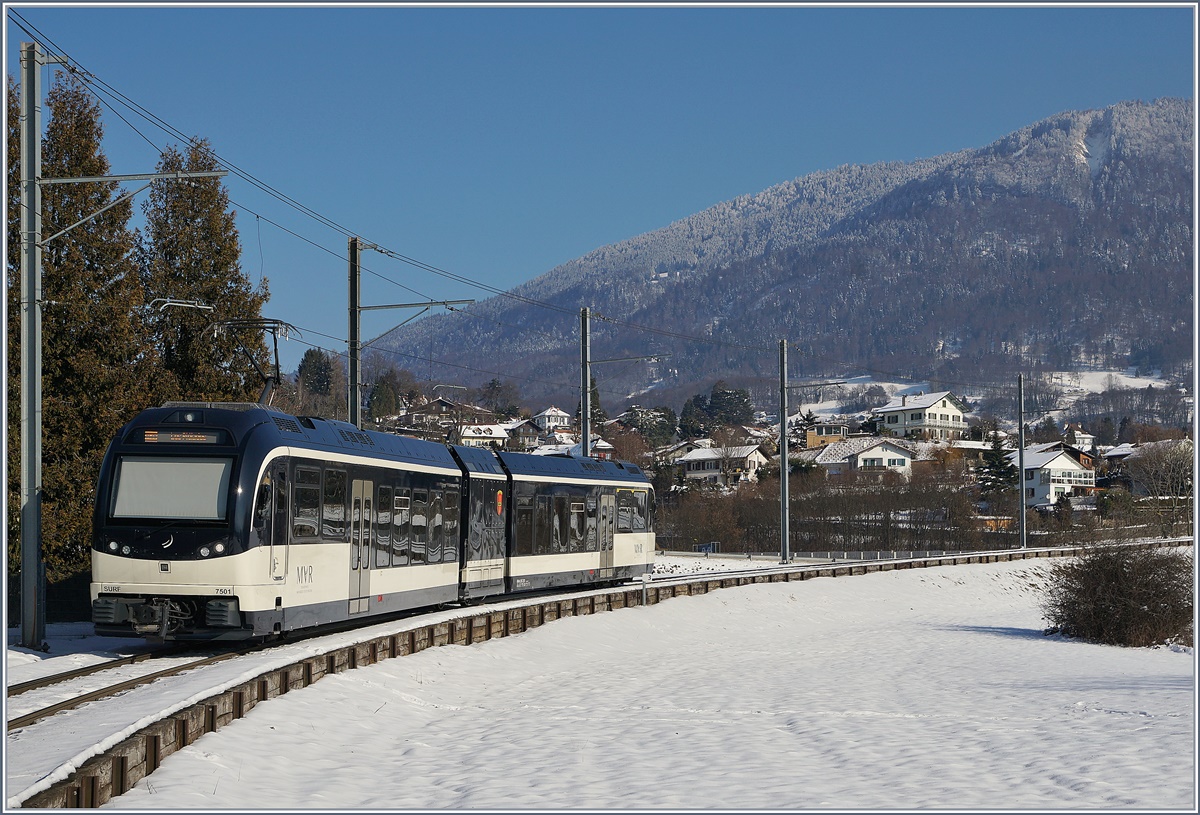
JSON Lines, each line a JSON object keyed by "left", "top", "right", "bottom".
{"left": 1040, "top": 545, "right": 1193, "bottom": 647}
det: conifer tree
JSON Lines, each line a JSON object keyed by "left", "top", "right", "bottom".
{"left": 7, "top": 74, "right": 154, "bottom": 578}
{"left": 137, "top": 139, "right": 268, "bottom": 402}
{"left": 978, "top": 427, "right": 1018, "bottom": 497}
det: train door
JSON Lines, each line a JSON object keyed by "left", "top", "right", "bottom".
{"left": 599, "top": 492, "right": 615, "bottom": 579}
{"left": 269, "top": 462, "right": 288, "bottom": 582}
{"left": 349, "top": 479, "right": 373, "bottom": 614}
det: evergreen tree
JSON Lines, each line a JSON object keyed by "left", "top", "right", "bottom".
{"left": 978, "top": 428, "right": 1018, "bottom": 496}
{"left": 138, "top": 138, "right": 268, "bottom": 402}
{"left": 679, "top": 394, "right": 709, "bottom": 438}
{"left": 574, "top": 375, "right": 607, "bottom": 425}
{"left": 7, "top": 74, "right": 154, "bottom": 578}
{"left": 708, "top": 380, "right": 754, "bottom": 427}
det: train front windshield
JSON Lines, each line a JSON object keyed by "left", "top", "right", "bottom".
{"left": 110, "top": 456, "right": 234, "bottom": 521}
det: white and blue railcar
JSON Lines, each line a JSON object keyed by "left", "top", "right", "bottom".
{"left": 91, "top": 402, "right": 654, "bottom": 641}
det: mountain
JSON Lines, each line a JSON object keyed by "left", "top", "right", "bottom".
{"left": 372, "top": 98, "right": 1193, "bottom": 414}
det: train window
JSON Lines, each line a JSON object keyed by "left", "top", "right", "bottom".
{"left": 292, "top": 468, "right": 320, "bottom": 538}
{"left": 569, "top": 501, "right": 586, "bottom": 553}
{"left": 515, "top": 496, "right": 533, "bottom": 556}
{"left": 376, "top": 486, "right": 393, "bottom": 568}
{"left": 443, "top": 490, "right": 459, "bottom": 563}
{"left": 322, "top": 470, "right": 347, "bottom": 539}
{"left": 535, "top": 496, "right": 553, "bottom": 556}
{"left": 428, "top": 491, "right": 444, "bottom": 563}
{"left": 632, "top": 490, "right": 648, "bottom": 532}
{"left": 253, "top": 473, "right": 272, "bottom": 532}
{"left": 392, "top": 491, "right": 411, "bottom": 567}
{"left": 110, "top": 456, "right": 232, "bottom": 521}
{"left": 410, "top": 490, "right": 428, "bottom": 565}
{"left": 554, "top": 495, "right": 570, "bottom": 554}
{"left": 616, "top": 489, "right": 633, "bottom": 533}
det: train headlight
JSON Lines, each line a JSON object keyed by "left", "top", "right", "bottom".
{"left": 108, "top": 541, "right": 118, "bottom": 552}
{"left": 199, "top": 546, "right": 211, "bottom": 558}
{"left": 120, "top": 545, "right": 131, "bottom": 555}
{"left": 214, "top": 543, "right": 226, "bottom": 554}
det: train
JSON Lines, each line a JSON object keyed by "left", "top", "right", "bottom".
{"left": 90, "top": 402, "right": 655, "bottom": 641}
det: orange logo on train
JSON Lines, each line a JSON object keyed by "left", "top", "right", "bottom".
{"left": 495, "top": 490, "right": 504, "bottom": 516}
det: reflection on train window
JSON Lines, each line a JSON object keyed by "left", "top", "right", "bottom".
{"left": 392, "top": 491, "right": 411, "bottom": 567}
{"left": 428, "top": 491, "right": 444, "bottom": 563}
{"left": 616, "top": 489, "right": 650, "bottom": 533}
{"left": 292, "top": 467, "right": 320, "bottom": 538}
{"left": 375, "top": 485, "right": 393, "bottom": 568}
{"left": 410, "top": 490, "right": 428, "bottom": 565}
{"left": 253, "top": 473, "right": 272, "bottom": 532}
{"left": 569, "top": 501, "right": 586, "bottom": 553}
{"left": 536, "top": 496, "right": 553, "bottom": 556}
{"left": 515, "top": 496, "right": 534, "bottom": 556}
{"left": 443, "top": 490, "right": 459, "bottom": 563}
{"left": 322, "top": 469, "right": 347, "bottom": 538}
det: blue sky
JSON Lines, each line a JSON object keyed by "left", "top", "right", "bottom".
{"left": 5, "top": 3, "right": 1195, "bottom": 375}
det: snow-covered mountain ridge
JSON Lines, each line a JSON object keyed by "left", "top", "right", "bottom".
{"left": 375, "top": 98, "right": 1193, "bottom": 411}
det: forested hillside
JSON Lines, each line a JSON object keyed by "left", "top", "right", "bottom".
{"left": 373, "top": 98, "right": 1193, "bottom": 411}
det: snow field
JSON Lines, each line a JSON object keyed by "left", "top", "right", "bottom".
{"left": 101, "top": 559, "right": 1194, "bottom": 810}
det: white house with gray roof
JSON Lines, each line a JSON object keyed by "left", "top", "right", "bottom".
{"left": 872, "top": 391, "right": 969, "bottom": 440}
{"left": 810, "top": 437, "right": 918, "bottom": 479}
{"left": 1006, "top": 447, "right": 1095, "bottom": 508}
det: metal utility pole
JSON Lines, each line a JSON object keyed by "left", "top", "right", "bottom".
{"left": 1017, "top": 373, "right": 1027, "bottom": 549}
{"left": 16, "top": 41, "right": 227, "bottom": 649}
{"left": 777, "top": 339, "right": 845, "bottom": 566}
{"left": 19, "top": 41, "right": 51, "bottom": 651}
{"left": 346, "top": 236, "right": 472, "bottom": 429}
{"left": 580, "top": 307, "right": 591, "bottom": 457}
{"left": 779, "top": 340, "right": 789, "bottom": 564}
{"left": 348, "top": 237, "right": 363, "bottom": 427}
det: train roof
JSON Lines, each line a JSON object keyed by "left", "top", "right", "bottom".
{"left": 129, "top": 403, "right": 458, "bottom": 470}
{"left": 496, "top": 451, "right": 650, "bottom": 484}
{"left": 450, "top": 444, "right": 507, "bottom": 478}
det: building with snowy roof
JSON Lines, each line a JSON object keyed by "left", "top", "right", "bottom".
{"left": 871, "top": 391, "right": 969, "bottom": 441}
{"left": 1006, "top": 447, "right": 1096, "bottom": 508}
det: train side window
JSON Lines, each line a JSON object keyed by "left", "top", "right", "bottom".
{"left": 535, "top": 496, "right": 553, "bottom": 556}
{"left": 411, "top": 490, "right": 428, "bottom": 565}
{"left": 376, "top": 486, "right": 393, "bottom": 568}
{"left": 428, "top": 491, "right": 444, "bottom": 563}
{"left": 515, "top": 497, "right": 533, "bottom": 556}
{"left": 443, "top": 490, "right": 459, "bottom": 564}
{"left": 392, "top": 491, "right": 411, "bottom": 567}
{"left": 554, "top": 495, "right": 570, "bottom": 554}
{"left": 569, "top": 501, "right": 586, "bottom": 553}
{"left": 632, "top": 490, "right": 648, "bottom": 532}
{"left": 616, "top": 489, "right": 633, "bottom": 533}
{"left": 253, "top": 473, "right": 272, "bottom": 532}
{"left": 322, "top": 469, "right": 348, "bottom": 539}
{"left": 292, "top": 467, "right": 320, "bottom": 538}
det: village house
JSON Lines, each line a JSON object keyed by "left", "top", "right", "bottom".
{"left": 871, "top": 391, "right": 969, "bottom": 440}
{"left": 457, "top": 424, "right": 510, "bottom": 449}
{"left": 677, "top": 445, "right": 768, "bottom": 487}
{"left": 532, "top": 406, "right": 572, "bottom": 433}
{"left": 1006, "top": 447, "right": 1096, "bottom": 508}
{"left": 809, "top": 437, "right": 918, "bottom": 479}
{"left": 805, "top": 422, "right": 848, "bottom": 449}
{"left": 499, "top": 418, "right": 542, "bottom": 451}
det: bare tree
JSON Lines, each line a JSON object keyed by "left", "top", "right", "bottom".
{"left": 1123, "top": 440, "right": 1194, "bottom": 536}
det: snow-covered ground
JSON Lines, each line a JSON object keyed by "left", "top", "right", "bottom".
{"left": 8, "top": 555, "right": 1191, "bottom": 810}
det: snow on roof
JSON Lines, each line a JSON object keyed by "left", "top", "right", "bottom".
{"left": 871, "top": 391, "right": 967, "bottom": 415}
{"left": 814, "top": 437, "right": 915, "bottom": 464}
{"left": 1005, "top": 448, "right": 1085, "bottom": 470}
{"left": 677, "top": 445, "right": 764, "bottom": 463}
{"left": 460, "top": 425, "right": 508, "bottom": 439}
{"left": 533, "top": 406, "right": 571, "bottom": 419}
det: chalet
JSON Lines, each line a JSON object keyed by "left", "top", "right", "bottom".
{"left": 805, "top": 422, "right": 848, "bottom": 449}
{"left": 812, "top": 437, "right": 917, "bottom": 479}
{"left": 532, "top": 406, "right": 572, "bottom": 433}
{"left": 500, "top": 419, "right": 542, "bottom": 451}
{"left": 677, "top": 445, "right": 768, "bottom": 487}
{"left": 458, "top": 424, "right": 510, "bottom": 449}
{"left": 1006, "top": 447, "right": 1096, "bottom": 508}
{"left": 872, "top": 391, "right": 969, "bottom": 440}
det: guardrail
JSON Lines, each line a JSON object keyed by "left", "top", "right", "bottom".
{"left": 17, "top": 538, "right": 1190, "bottom": 809}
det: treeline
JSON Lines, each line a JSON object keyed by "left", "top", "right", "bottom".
{"left": 6, "top": 73, "right": 267, "bottom": 580}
